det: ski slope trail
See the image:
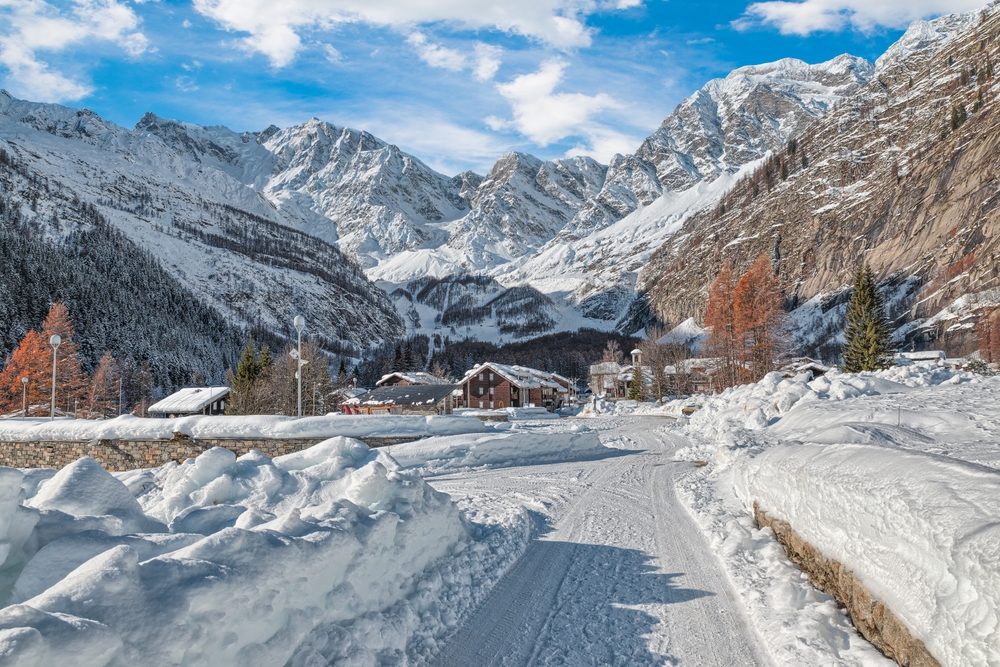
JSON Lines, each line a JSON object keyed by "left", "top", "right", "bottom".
{"left": 427, "top": 417, "right": 771, "bottom": 667}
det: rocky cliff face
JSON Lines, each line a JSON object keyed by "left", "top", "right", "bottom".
{"left": 640, "top": 6, "right": 999, "bottom": 354}
{"left": 502, "top": 54, "right": 875, "bottom": 330}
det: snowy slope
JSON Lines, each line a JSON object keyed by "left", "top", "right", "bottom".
{"left": 0, "top": 93, "right": 404, "bottom": 350}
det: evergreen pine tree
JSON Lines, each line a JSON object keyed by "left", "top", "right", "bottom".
{"left": 228, "top": 338, "right": 267, "bottom": 415}
{"left": 841, "top": 264, "right": 895, "bottom": 372}
{"left": 627, "top": 363, "right": 644, "bottom": 400}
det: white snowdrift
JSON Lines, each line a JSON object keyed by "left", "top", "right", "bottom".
{"left": 734, "top": 444, "right": 1000, "bottom": 667}
{"left": 390, "top": 423, "right": 610, "bottom": 475}
{"left": 0, "top": 438, "right": 474, "bottom": 666}
{"left": 668, "top": 362, "right": 998, "bottom": 666}
{"left": 0, "top": 414, "right": 484, "bottom": 442}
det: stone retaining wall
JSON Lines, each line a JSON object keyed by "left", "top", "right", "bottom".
{"left": 754, "top": 502, "right": 941, "bottom": 667}
{"left": 0, "top": 434, "right": 420, "bottom": 472}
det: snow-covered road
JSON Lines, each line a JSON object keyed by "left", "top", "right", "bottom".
{"left": 426, "top": 417, "right": 770, "bottom": 667}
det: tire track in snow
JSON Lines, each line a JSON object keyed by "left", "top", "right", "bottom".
{"left": 429, "top": 418, "right": 772, "bottom": 667}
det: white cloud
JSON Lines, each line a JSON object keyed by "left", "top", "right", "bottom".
{"left": 182, "top": 19, "right": 192, "bottom": 28}
{"left": 407, "top": 32, "right": 466, "bottom": 71}
{"left": 686, "top": 37, "right": 714, "bottom": 44}
{"left": 191, "top": 0, "right": 634, "bottom": 68}
{"left": 565, "top": 125, "right": 641, "bottom": 163}
{"left": 0, "top": 0, "right": 147, "bottom": 102}
{"left": 175, "top": 75, "right": 199, "bottom": 92}
{"left": 473, "top": 42, "right": 502, "bottom": 81}
{"left": 358, "top": 113, "right": 513, "bottom": 174}
{"left": 492, "top": 58, "right": 619, "bottom": 146}
{"left": 321, "top": 43, "right": 343, "bottom": 63}
{"left": 736, "top": 0, "right": 984, "bottom": 35}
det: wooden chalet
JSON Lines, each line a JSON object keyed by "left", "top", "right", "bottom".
{"left": 147, "top": 387, "right": 230, "bottom": 418}
{"left": 375, "top": 372, "right": 453, "bottom": 387}
{"left": 459, "top": 363, "right": 570, "bottom": 409}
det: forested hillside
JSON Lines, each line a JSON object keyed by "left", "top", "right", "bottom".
{"left": 0, "top": 149, "right": 244, "bottom": 392}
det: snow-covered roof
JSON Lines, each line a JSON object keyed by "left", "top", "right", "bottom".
{"left": 147, "top": 387, "right": 229, "bottom": 415}
{"left": 349, "top": 384, "right": 458, "bottom": 407}
{"left": 375, "top": 372, "right": 452, "bottom": 387}
{"left": 461, "top": 363, "right": 569, "bottom": 392}
{"left": 589, "top": 361, "right": 625, "bottom": 375}
{"left": 898, "top": 350, "right": 946, "bottom": 361}
{"left": 630, "top": 348, "right": 643, "bottom": 355}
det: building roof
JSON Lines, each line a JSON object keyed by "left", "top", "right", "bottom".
{"left": 461, "top": 363, "right": 569, "bottom": 392}
{"left": 349, "top": 384, "right": 459, "bottom": 407}
{"left": 148, "top": 387, "right": 230, "bottom": 414}
{"left": 375, "top": 372, "right": 453, "bottom": 386}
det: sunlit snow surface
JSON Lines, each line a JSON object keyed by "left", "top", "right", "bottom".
{"left": 670, "top": 362, "right": 1000, "bottom": 667}
{"left": 0, "top": 363, "right": 996, "bottom": 666}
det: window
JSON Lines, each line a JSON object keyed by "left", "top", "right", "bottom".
{"left": 479, "top": 400, "right": 484, "bottom": 408}
{"left": 489, "top": 373, "right": 494, "bottom": 381}
{"left": 489, "top": 387, "right": 494, "bottom": 395}
{"left": 479, "top": 387, "right": 484, "bottom": 395}
{"left": 478, "top": 373, "right": 483, "bottom": 380}
{"left": 489, "top": 401, "right": 494, "bottom": 409}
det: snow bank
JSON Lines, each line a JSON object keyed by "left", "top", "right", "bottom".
{"left": 668, "top": 362, "right": 997, "bottom": 665}
{"left": 734, "top": 444, "right": 1000, "bottom": 667}
{"left": 577, "top": 398, "right": 676, "bottom": 418}
{"left": 0, "top": 437, "right": 514, "bottom": 666}
{"left": 0, "top": 414, "right": 484, "bottom": 442}
{"left": 390, "top": 423, "right": 611, "bottom": 475}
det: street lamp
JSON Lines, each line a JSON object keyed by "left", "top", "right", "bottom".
{"left": 49, "top": 334, "right": 61, "bottom": 420}
{"left": 21, "top": 377, "right": 27, "bottom": 419}
{"left": 293, "top": 315, "right": 305, "bottom": 417}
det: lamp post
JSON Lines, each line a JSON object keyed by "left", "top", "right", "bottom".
{"left": 49, "top": 334, "right": 61, "bottom": 420}
{"left": 293, "top": 315, "right": 305, "bottom": 417}
{"left": 21, "top": 377, "right": 27, "bottom": 419}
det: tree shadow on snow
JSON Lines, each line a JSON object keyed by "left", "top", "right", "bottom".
{"left": 431, "top": 538, "right": 713, "bottom": 667}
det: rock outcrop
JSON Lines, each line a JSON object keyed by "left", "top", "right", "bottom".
{"left": 754, "top": 503, "right": 941, "bottom": 667}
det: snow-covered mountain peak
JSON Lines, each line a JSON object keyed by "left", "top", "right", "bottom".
{"left": 875, "top": 5, "right": 988, "bottom": 72}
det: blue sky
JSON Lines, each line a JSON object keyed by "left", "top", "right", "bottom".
{"left": 0, "top": 0, "right": 984, "bottom": 174}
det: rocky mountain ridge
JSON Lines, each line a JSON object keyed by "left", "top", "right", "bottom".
{"left": 0, "top": 92, "right": 405, "bottom": 356}
{"left": 639, "top": 4, "right": 999, "bottom": 357}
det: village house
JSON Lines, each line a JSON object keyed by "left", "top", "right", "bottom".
{"left": 343, "top": 384, "right": 458, "bottom": 415}
{"left": 589, "top": 350, "right": 652, "bottom": 399}
{"left": 375, "top": 372, "right": 453, "bottom": 387}
{"left": 147, "top": 387, "right": 230, "bottom": 418}
{"left": 459, "top": 363, "right": 570, "bottom": 409}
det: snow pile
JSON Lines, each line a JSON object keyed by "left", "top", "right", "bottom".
{"left": 390, "top": 423, "right": 611, "bottom": 475}
{"left": 668, "top": 362, "right": 998, "bottom": 665}
{"left": 0, "top": 414, "right": 484, "bottom": 442}
{"left": 734, "top": 444, "right": 1000, "bottom": 667}
{"left": 0, "top": 437, "right": 530, "bottom": 666}
{"left": 577, "top": 398, "right": 675, "bottom": 418}
{"left": 674, "top": 363, "right": 981, "bottom": 462}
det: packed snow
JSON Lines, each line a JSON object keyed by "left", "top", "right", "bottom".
{"left": 0, "top": 361, "right": 996, "bottom": 665}
{"left": 0, "top": 416, "right": 630, "bottom": 666}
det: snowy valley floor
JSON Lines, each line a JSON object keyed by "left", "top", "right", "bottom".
{"left": 0, "top": 364, "right": 996, "bottom": 666}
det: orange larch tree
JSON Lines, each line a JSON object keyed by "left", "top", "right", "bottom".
{"left": 40, "top": 302, "right": 89, "bottom": 413}
{"left": 703, "top": 262, "right": 743, "bottom": 389}
{"left": 733, "top": 254, "right": 788, "bottom": 382}
{"left": 0, "top": 330, "right": 51, "bottom": 415}
{"left": 87, "top": 351, "right": 120, "bottom": 418}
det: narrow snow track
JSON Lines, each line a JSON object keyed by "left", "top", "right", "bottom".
{"left": 427, "top": 418, "right": 771, "bottom": 667}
